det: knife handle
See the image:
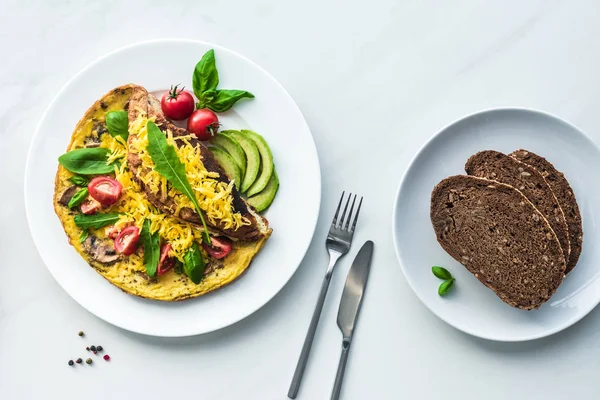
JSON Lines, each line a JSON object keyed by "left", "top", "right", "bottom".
{"left": 331, "top": 339, "right": 351, "bottom": 400}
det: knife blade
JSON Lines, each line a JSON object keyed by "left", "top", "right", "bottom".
{"left": 331, "top": 240, "right": 374, "bottom": 400}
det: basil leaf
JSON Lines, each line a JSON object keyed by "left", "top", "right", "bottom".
{"left": 146, "top": 121, "right": 211, "bottom": 243}
{"left": 73, "top": 213, "right": 121, "bottom": 230}
{"left": 206, "top": 89, "right": 255, "bottom": 113}
{"left": 192, "top": 49, "right": 219, "bottom": 100}
{"left": 183, "top": 242, "right": 206, "bottom": 284}
{"left": 106, "top": 111, "right": 129, "bottom": 141}
{"left": 140, "top": 219, "right": 160, "bottom": 277}
{"left": 174, "top": 259, "right": 183, "bottom": 274}
{"left": 68, "top": 188, "right": 89, "bottom": 209}
{"left": 432, "top": 266, "right": 452, "bottom": 280}
{"left": 79, "top": 230, "right": 89, "bottom": 243}
{"left": 68, "top": 175, "right": 90, "bottom": 187}
{"left": 58, "top": 148, "right": 113, "bottom": 175}
{"left": 438, "top": 278, "right": 455, "bottom": 296}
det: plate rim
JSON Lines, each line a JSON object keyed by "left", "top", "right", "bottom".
{"left": 24, "top": 38, "right": 322, "bottom": 337}
{"left": 392, "top": 107, "right": 600, "bottom": 342}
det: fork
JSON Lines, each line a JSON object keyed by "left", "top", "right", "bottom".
{"left": 288, "top": 192, "right": 363, "bottom": 399}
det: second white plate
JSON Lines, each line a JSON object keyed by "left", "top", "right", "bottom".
{"left": 393, "top": 108, "right": 600, "bottom": 341}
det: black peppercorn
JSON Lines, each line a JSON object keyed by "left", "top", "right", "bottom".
{"left": 68, "top": 360, "right": 74, "bottom": 366}
{"left": 96, "top": 346, "right": 103, "bottom": 352}
{"left": 90, "top": 345, "right": 96, "bottom": 352}
{"left": 76, "top": 358, "right": 83, "bottom": 364}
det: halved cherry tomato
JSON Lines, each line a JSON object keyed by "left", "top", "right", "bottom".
{"left": 81, "top": 197, "right": 101, "bottom": 215}
{"left": 88, "top": 177, "right": 122, "bottom": 206}
{"left": 187, "top": 109, "right": 219, "bottom": 140}
{"left": 157, "top": 244, "right": 177, "bottom": 275}
{"left": 113, "top": 226, "right": 140, "bottom": 256}
{"left": 202, "top": 236, "right": 232, "bottom": 259}
{"left": 161, "top": 85, "right": 195, "bottom": 121}
{"left": 105, "top": 224, "right": 130, "bottom": 240}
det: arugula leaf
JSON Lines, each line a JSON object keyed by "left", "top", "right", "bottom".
{"left": 145, "top": 121, "right": 210, "bottom": 243}
{"left": 140, "top": 219, "right": 160, "bottom": 277}
{"left": 68, "top": 175, "right": 90, "bottom": 187}
{"left": 207, "top": 89, "right": 254, "bottom": 113}
{"left": 183, "top": 242, "right": 206, "bottom": 284}
{"left": 106, "top": 111, "right": 129, "bottom": 141}
{"left": 79, "top": 230, "right": 89, "bottom": 243}
{"left": 68, "top": 188, "right": 89, "bottom": 209}
{"left": 58, "top": 148, "right": 113, "bottom": 175}
{"left": 192, "top": 49, "right": 219, "bottom": 100}
{"left": 73, "top": 213, "right": 120, "bottom": 230}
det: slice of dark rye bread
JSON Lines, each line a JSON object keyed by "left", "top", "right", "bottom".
{"left": 465, "top": 150, "right": 570, "bottom": 265}
{"left": 510, "top": 149, "right": 583, "bottom": 274}
{"left": 430, "top": 175, "right": 566, "bottom": 310}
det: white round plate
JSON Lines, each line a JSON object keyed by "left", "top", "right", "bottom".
{"left": 393, "top": 108, "right": 600, "bottom": 341}
{"left": 25, "top": 40, "right": 321, "bottom": 337}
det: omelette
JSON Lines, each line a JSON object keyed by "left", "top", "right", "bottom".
{"left": 53, "top": 84, "right": 271, "bottom": 301}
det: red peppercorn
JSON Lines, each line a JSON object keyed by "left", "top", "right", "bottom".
{"left": 93, "top": 351, "right": 97, "bottom": 354}
{"left": 103, "top": 354, "right": 110, "bottom": 361}
{"left": 86, "top": 347, "right": 90, "bottom": 351}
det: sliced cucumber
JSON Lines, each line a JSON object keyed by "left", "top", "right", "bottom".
{"left": 242, "top": 130, "right": 274, "bottom": 197}
{"left": 208, "top": 146, "right": 242, "bottom": 190}
{"left": 210, "top": 133, "right": 246, "bottom": 180}
{"left": 221, "top": 130, "right": 260, "bottom": 193}
{"left": 247, "top": 169, "right": 279, "bottom": 212}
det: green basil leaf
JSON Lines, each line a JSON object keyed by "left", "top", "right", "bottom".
{"left": 73, "top": 213, "right": 121, "bottom": 230}
{"left": 183, "top": 242, "right": 206, "bottom": 284}
{"left": 105, "top": 111, "right": 129, "bottom": 141}
{"left": 79, "top": 230, "right": 89, "bottom": 243}
{"left": 140, "top": 219, "right": 160, "bottom": 277}
{"left": 207, "top": 89, "right": 255, "bottom": 113}
{"left": 432, "top": 266, "right": 452, "bottom": 280}
{"left": 68, "top": 188, "right": 89, "bottom": 209}
{"left": 58, "top": 148, "right": 113, "bottom": 175}
{"left": 68, "top": 175, "right": 90, "bottom": 187}
{"left": 174, "top": 259, "right": 183, "bottom": 275}
{"left": 146, "top": 121, "right": 211, "bottom": 243}
{"left": 192, "top": 49, "right": 219, "bottom": 100}
{"left": 438, "top": 278, "right": 455, "bottom": 296}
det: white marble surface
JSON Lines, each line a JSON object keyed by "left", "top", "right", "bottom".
{"left": 3, "top": 1, "right": 600, "bottom": 399}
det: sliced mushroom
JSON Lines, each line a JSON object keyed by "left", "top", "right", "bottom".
{"left": 58, "top": 185, "right": 79, "bottom": 206}
{"left": 82, "top": 235, "right": 120, "bottom": 265}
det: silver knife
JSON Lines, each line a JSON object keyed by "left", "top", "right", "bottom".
{"left": 331, "top": 240, "right": 374, "bottom": 400}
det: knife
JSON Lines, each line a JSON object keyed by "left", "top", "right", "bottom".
{"left": 331, "top": 240, "right": 374, "bottom": 400}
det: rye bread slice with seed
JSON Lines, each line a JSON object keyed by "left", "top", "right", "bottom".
{"left": 430, "top": 175, "right": 566, "bottom": 310}
{"left": 465, "top": 150, "right": 570, "bottom": 264}
{"left": 510, "top": 149, "right": 583, "bottom": 273}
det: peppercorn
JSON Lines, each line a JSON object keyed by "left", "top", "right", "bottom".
{"left": 76, "top": 358, "right": 83, "bottom": 364}
{"left": 93, "top": 351, "right": 97, "bottom": 354}
{"left": 86, "top": 358, "right": 93, "bottom": 365}
{"left": 68, "top": 360, "right": 74, "bottom": 366}
{"left": 86, "top": 347, "right": 90, "bottom": 351}
{"left": 96, "top": 346, "right": 103, "bottom": 352}
{"left": 78, "top": 331, "right": 84, "bottom": 337}
{"left": 103, "top": 354, "right": 110, "bottom": 361}
{"left": 90, "top": 345, "right": 96, "bottom": 352}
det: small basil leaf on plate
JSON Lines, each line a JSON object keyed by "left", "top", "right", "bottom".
{"left": 73, "top": 213, "right": 121, "bottom": 230}
{"left": 68, "top": 175, "right": 90, "bottom": 187}
{"left": 105, "top": 110, "right": 129, "bottom": 140}
{"left": 438, "top": 278, "right": 455, "bottom": 296}
{"left": 79, "top": 230, "right": 89, "bottom": 243}
{"left": 58, "top": 148, "right": 113, "bottom": 175}
{"left": 183, "top": 242, "right": 206, "bottom": 284}
{"left": 432, "top": 266, "right": 452, "bottom": 280}
{"left": 140, "top": 219, "right": 160, "bottom": 278}
{"left": 192, "top": 49, "right": 219, "bottom": 99}
{"left": 207, "top": 89, "right": 255, "bottom": 113}
{"left": 68, "top": 188, "right": 89, "bottom": 209}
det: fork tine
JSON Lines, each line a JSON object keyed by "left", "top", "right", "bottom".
{"left": 338, "top": 193, "right": 352, "bottom": 228}
{"left": 331, "top": 191, "right": 345, "bottom": 227}
{"left": 350, "top": 196, "right": 363, "bottom": 233}
{"left": 343, "top": 194, "right": 357, "bottom": 231}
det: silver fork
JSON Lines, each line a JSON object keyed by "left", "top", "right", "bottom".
{"left": 288, "top": 192, "right": 363, "bottom": 399}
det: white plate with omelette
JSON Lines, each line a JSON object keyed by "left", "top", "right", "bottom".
{"left": 25, "top": 39, "right": 321, "bottom": 336}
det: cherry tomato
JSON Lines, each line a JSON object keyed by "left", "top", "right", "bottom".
{"left": 187, "top": 109, "right": 219, "bottom": 140}
{"left": 160, "top": 85, "right": 195, "bottom": 121}
{"left": 88, "top": 176, "right": 122, "bottom": 206}
{"left": 81, "top": 197, "right": 101, "bottom": 215}
{"left": 105, "top": 225, "right": 119, "bottom": 239}
{"left": 113, "top": 226, "right": 140, "bottom": 256}
{"left": 202, "top": 236, "right": 232, "bottom": 259}
{"left": 157, "top": 244, "right": 177, "bottom": 275}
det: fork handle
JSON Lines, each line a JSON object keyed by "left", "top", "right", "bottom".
{"left": 288, "top": 268, "right": 335, "bottom": 398}
{"left": 331, "top": 339, "right": 351, "bottom": 400}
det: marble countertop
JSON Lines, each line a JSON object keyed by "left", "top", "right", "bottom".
{"left": 3, "top": 1, "right": 600, "bottom": 399}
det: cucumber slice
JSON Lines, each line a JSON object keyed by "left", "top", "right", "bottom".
{"left": 221, "top": 130, "right": 259, "bottom": 193}
{"left": 210, "top": 133, "right": 246, "bottom": 180}
{"left": 242, "top": 130, "right": 274, "bottom": 197}
{"left": 208, "top": 146, "right": 242, "bottom": 190}
{"left": 247, "top": 169, "right": 279, "bottom": 212}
